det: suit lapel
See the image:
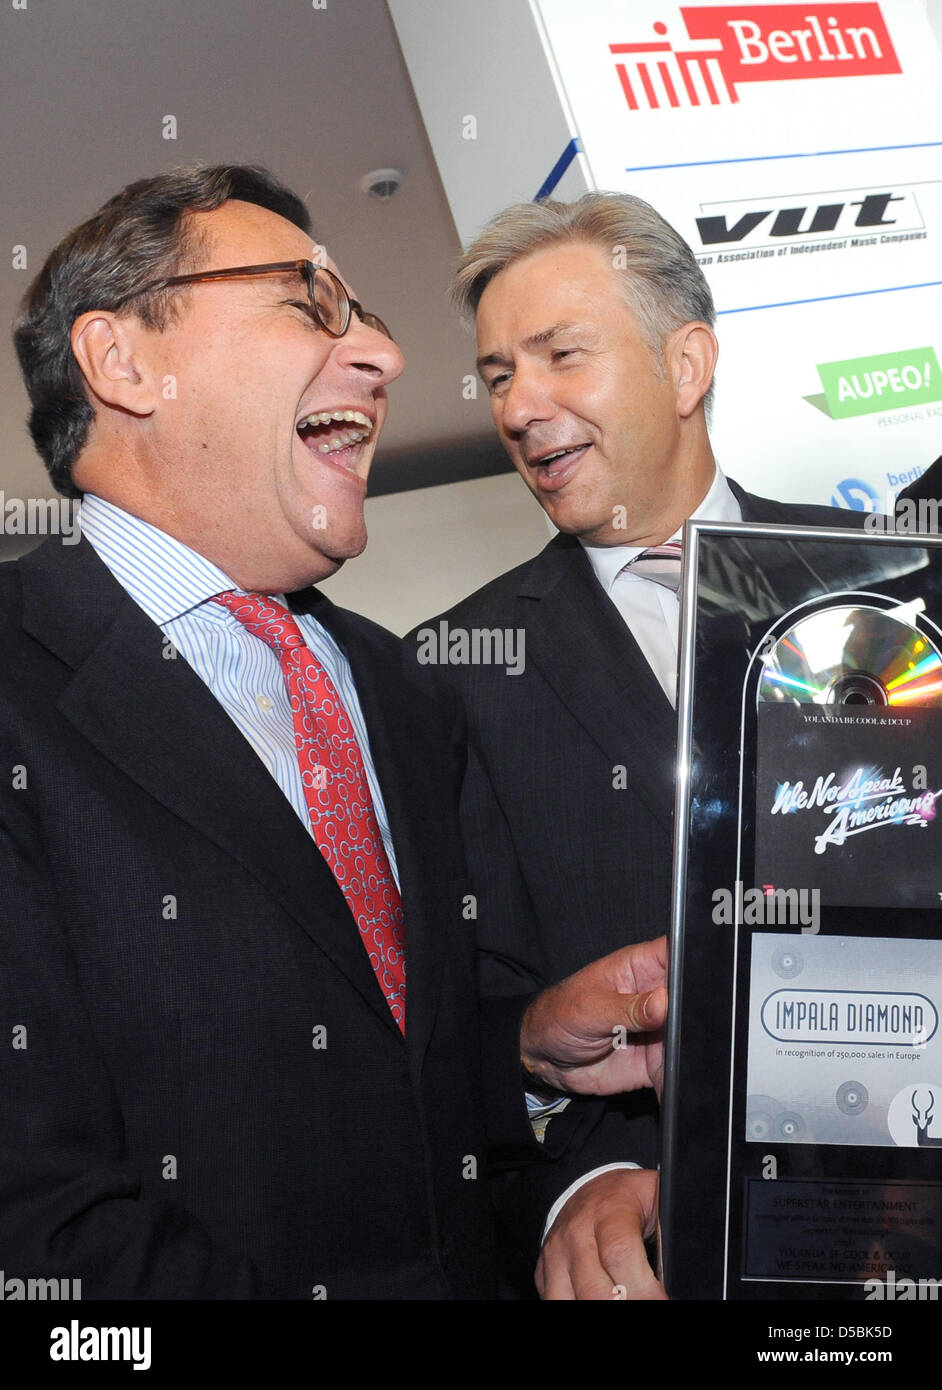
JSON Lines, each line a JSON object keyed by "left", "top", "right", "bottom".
{"left": 730, "top": 479, "right": 801, "bottom": 525}
{"left": 20, "top": 538, "right": 399, "bottom": 1036}
{"left": 519, "top": 536, "right": 677, "bottom": 833}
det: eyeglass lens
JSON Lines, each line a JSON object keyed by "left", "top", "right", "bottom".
{"left": 307, "top": 266, "right": 392, "bottom": 340}
{"left": 311, "top": 269, "right": 347, "bottom": 335}
{"left": 357, "top": 310, "right": 392, "bottom": 339}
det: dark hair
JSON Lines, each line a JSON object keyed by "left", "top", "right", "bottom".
{"left": 13, "top": 164, "right": 312, "bottom": 497}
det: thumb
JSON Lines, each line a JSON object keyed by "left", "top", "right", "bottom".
{"left": 614, "top": 984, "right": 667, "bottom": 1035}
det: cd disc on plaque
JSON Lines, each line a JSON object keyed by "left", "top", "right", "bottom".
{"left": 758, "top": 604, "right": 942, "bottom": 708}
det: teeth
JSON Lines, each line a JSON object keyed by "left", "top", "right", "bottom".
{"left": 317, "top": 431, "right": 369, "bottom": 455}
{"left": 298, "top": 408, "right": 373, "bottom": 431}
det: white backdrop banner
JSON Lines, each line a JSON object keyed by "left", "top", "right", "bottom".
{"left": 530, "top": 0, "right": 942, "bottom": 510}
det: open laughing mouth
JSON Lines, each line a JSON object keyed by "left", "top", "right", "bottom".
{"left": 529, "top": 443, "right": 589, "bottom": 491}
{"left": 296, "top": 408, "right": 374, "bottom": 472}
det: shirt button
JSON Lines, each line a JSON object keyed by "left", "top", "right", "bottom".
{"left": 256, "top": 694, "right": 274, "bottom": 712}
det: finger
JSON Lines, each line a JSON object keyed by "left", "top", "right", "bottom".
{"left": 561, "top": 1209, "right": 667, "bottom": 1301}
{"left": 536, "top": 1248, "right": 576, "bottom": 1301}
{"left": 605, "top": 935, "right": 669, "bottom": 994}
{"left": 594, "top": 1217, "right": 668, "bottom": 1301}
{"left": 641, "top": 984, "right": 668, "bottom": 1029}
{"left": 601, "top": 1232, "right": 669, "bottom": 1300}
{"left": 569, "top": 1243, "right": 628, "bottom": 1301}
{"left": 608, "top": 984, "right": 667, "bottom": 1036}
{"left": 609, "top": 1259, "right": 668, "bottom": 1300}
{"left": 648, "top": 1040, "right": 666, "bottom": 1100}
{"left": 541, "top": 1217, "right": 616, "bottom": 1302}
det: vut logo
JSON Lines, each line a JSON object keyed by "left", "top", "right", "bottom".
{"left": 696, "top": 188, "right": 917, "bottom": 245}
{"left": 610, "top": 5, "right": 901, "bottom": 111}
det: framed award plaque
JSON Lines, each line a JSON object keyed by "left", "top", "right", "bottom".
{"left": 660, "top": 521, "right": 942, "bottom": 1301}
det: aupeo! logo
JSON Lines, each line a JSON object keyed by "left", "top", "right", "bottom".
{"left": 611, "top": 5, "right": 901, "bottom": 111}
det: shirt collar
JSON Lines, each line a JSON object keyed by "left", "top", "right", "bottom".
{"left": 580, "top": 462, "right": 742, "bottom": 595}
{"left": 79, "top": 494, "right": 243, "bottom": 626}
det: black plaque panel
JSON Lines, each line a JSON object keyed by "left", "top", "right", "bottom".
{"left": 743, "top": 1177, "right": 942, "bottom": 1285}
{"left": 660, "top": 521, "right": 942, "bottom": 1300}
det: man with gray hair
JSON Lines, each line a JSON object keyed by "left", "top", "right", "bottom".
{"left": 415, "top": 192, "right": 864, "bottom": 1297}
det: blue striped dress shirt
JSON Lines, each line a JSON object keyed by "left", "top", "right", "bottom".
{"left": 79, "top": 493, "right": 400, "bottom": 884}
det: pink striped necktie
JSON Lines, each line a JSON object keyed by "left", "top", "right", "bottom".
{"left": 624, "top": 542, "right": 683, "bottom": 592}
{"left": 212, "top": 591, "right": 406, "bottom": 1033}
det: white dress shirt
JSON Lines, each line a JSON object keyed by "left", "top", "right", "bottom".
{"left": 581, "top": 465, "right": 742, "bottom": 705}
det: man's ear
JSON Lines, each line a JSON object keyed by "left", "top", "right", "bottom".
{"left": 668, "top": 322, "right": 718, "bottom": 418}
{"left": 70, "top": 311, "right": 159, "bottom": 417}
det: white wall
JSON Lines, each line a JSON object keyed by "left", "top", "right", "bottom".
{"left": 321, "top": 470, "right": 549, "bottom": 634}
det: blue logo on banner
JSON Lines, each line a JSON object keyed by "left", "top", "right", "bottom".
{"left": 830, "top": 477, "right": 880, "bottom": 512}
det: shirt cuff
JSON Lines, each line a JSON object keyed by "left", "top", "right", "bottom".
{"left": 525, "top": 1092, "right": 571, "bottom": 1119}
{"left": 541, "top": 1162, "right": 642, "bottom": 1245}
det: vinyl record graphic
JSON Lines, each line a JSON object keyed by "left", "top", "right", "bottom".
{"left": 757, "top": 605, "right": 942, "bottom": 708}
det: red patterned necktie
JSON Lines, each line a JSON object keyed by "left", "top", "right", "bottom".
{"left": 625, "top": 542, "right": 683, "bottom": 591}
{"left": 213, "top": 591, "right": 406, "bottom": 1032}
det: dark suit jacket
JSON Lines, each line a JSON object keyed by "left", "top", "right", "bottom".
{"left": 419, "top": 483, "right": 867, "bottom": 994}
{"left": 0, "top": 535, "right": 595, "bottom": 1300}
{"left": 897, "top": 453, "right": 942, "bottom": 508}
{"left": 409, "top": 484, "right": 872, "bottom": 1234}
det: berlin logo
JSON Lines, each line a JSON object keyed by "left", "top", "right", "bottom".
{"left": 610, "top": 5, "right": 901, "bottom": 111}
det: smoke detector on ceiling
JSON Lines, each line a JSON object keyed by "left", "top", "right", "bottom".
{"left": 359, "top": 168, "right": 404, "bottom": 201}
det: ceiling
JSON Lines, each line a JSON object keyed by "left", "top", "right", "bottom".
{"left": 0, "top": 0, "right": 508, "bottom": 551}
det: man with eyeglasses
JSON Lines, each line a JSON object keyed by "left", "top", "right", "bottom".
{"left": 0, "top": 164, "right": 666, "bottom": 1300}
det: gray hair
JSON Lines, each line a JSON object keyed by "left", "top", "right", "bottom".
{"left": 452, "top": 191, "right": 716, "bottom": 412}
